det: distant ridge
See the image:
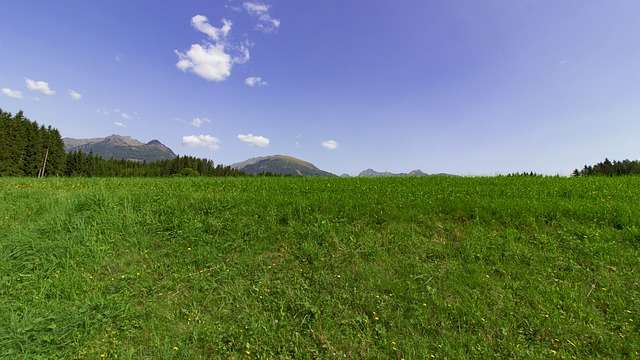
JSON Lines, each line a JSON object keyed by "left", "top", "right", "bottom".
{"left": 358, "top": 169, "right": 456, "bottom": 177}
{"left": 231, "top": 155, "right": 336, "bottom": 176}
{"left": 63, "top": 135, "right": 177, "bottom": 162}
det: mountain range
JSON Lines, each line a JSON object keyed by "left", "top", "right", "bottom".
{"left": 63, "top": 135, "right": 176, "bottom": 162}
{"left": 359, "top": 169, "right": 430, "bottom": 177}
{"left": 63, "top": 135, "right": 454, "bottom": 176}
{"left": 357, "top": 169, "right": 456, "bottom": 177}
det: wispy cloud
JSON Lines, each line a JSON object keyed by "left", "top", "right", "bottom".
{"left": 321, "top": 140, "right": 338, "bottom": 150}
{"left": 1, "top": 88, "right": 23, "bottom": 99}
{"left": 238, "top": 133, "right": 270, "bottom": 147}
{"left": 243, "top": 2, "right": 280, "bottom": 33}
{"left": 111, "top": 108, "right": 133, "bottom": 120}
{"left": 182, "top": 134, "right": 221, "bottom": 150}
{"left": 244, "top": 76, "right": 267, "bottom": 87}
{"left": 233, "top": 41, "right": 251, "bottom": 64}
{"left": 243, "top": 2, "right": 269, "bottom": 14}
{"left": 190, "top": 117, "right": 211, "bottom": 128}
{"left": 25, "top": 78, "right": 55, "bottom": 96}
{"left": 192, "top": 15, "right": 232, "bottom": 41}
{"left": 114, "top": 121, "right": 126, "bottom": 128}
{"left": 69, "top": 89, "right": 82, "bottom": 101}
{"left": 225, "top": 2, "right": 243, "bottom": 12}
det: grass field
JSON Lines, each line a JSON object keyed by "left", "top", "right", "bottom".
{"left": 0, "top": 177, "right": 639, "bottom": 359}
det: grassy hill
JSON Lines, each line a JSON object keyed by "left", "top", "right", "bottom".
{"left": 231, "top": 155, "right": 336, "bottom": 176}
{"left": 1, "top": 177, "right": 638, "bottom": 358}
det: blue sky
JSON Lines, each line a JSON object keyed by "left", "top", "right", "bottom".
{"left": 1, "top": 0, "right": 640, "bottom": 175}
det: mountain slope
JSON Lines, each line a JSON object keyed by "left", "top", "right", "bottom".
{"left": 231, "top": 155, "right": 336, "bottom": 176}
{"left": 358, "top": 169, "right": 456, "bottom": 177}
{"left": 63, "top": 135, "right": 177, "bottom": 162}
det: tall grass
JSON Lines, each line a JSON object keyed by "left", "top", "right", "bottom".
{"left": 0, "top": 177, "right": 638, "bottom": 358}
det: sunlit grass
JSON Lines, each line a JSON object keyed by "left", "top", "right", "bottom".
{"left": 1, "top": 177, "right": 638, "bottom": 358}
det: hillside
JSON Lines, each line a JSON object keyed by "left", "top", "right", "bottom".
{"left": 63, "top": 135, "right": 176, "bottom": 162}
{"left": 231, "top": 155, "right": 336, "bottom": 176}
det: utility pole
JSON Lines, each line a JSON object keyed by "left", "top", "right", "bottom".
{"left": 38, "top": 147, "right": 49, "bottom": 178}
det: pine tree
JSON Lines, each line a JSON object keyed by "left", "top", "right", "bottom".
{"left": 0, "top": 110, "right": 12, "bottom": 176}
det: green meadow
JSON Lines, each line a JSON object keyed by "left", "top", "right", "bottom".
{"left": 0, "top": 177, "right": 638, "bottom": 358}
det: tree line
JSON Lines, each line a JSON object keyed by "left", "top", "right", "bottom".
{"left": 63, "top": 151, "right": 243, "bottom": 177}
{"left": 573, "top": 158, "right": 640, "bottom": 177}
{"left": 502, "top": 172, "right": 545, "bottom": 177}
{"left": 1, "top": 109, "right": 243, "bottom": 177}
{"left": 0, "top": 110, "right": 66, "bottom": 176}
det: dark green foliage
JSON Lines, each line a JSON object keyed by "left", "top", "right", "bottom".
{"left": 0, "top": 109, "right": 65, "bottom": 177}
{"left": 45, "top": 127, "right": 66, "bottom": 176}
{"left": 504, "top": 172, "right": 546, "bottom": 177}
{"left": 62, "top": 151, "right": 243, "bottom": 177}
{"left": 575, "top": 158, "right": 640, "bottom": 176}
{"left": 178, "top": 168, "right": 199, "bottom": 177}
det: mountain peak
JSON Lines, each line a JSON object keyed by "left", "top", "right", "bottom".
{"left": 63, "top": 135, "right": 176, "bottom": 162}
{"left": 231, "top": 155, "right": 335, "bottom": 176}
{"left": 408, "top": 170, "right": 428, "bottom": 176}
{"left": 102, "top": 134, "right": 143, "bottom": 146}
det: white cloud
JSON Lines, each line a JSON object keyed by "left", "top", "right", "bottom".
{"left": 256, "top": 17, "right": 280, "bottom": 33}
{"left": 244, "top": 76, "right": 267, "bottom": 87}
{"left": 238, "top": 133, "right": 270, "bottom": 147}
{"left": 243, "top": 2, "right": 281, "bottom": 33}
{"left": 25, "top": 78, "right": 55, "bottom": 96}
{"left": 190, "top": 117, "right": 211, "bottom": 128}
{"left": 69, "top": 89, "right": 82, "bottom": 101}
{"left": 120, "top": 112, "right": 131, "bottom": 120}
{"left": 321, "top": 140, "right": 338, "bottom": 150}
{"left": 175, "top": 43, "right": 232, "bottom": 82}
{"left": 225, "top": 3, "right": 243, "bottom": 12}
{"left": 177, "top": 14, "right": 254, "bottom": 82}
{"left": 192, "top": 15, "right": 232, "bottom": 41}
{"left": 1, "top": 88, "right": 23, "bottom": 99}
{"left": 114, "top": 121, "right": 126, "bottom": 128}
{"left": 243, "top": 2, "right": 270, "bottom": 14}
{"left": 182, "top": 134, "right": 221, "bottom": 150}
